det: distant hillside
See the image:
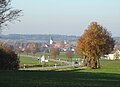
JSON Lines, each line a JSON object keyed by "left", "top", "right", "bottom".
{"left": 0, "top": 34, "right": 79, "bottom": 42}
{"left": 0, "top": 34, "right": 119, "bottom": 42}
{"left": 113, "top": 37, "right": 120, "bottom": 40}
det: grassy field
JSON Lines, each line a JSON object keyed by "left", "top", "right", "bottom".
{"left": 20, "top": 56, "right": 38, "bottom": 65}
{"left": 30, "top": 52, "right": 79, "bottom": 58}
{"left": 0, "top": 60, "right": 120, "bottom": 87}
{"left": 19, "top": 55, "right": 66, "bottom": 68}
{"left": 80, "top": 60, "right": 120, "bottom": 74}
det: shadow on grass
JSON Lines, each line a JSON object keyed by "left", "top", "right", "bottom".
{"left": 0, "top": 69, "right": 120, "bottom": 87}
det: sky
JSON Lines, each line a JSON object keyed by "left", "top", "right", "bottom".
{"left": 2, "top": 0, "right": 120, "bottom": 36}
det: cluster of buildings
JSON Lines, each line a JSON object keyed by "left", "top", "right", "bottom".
{"left": 46, "top": 36, "right": 76, "bottom": 52}
{"left": 0, "top": 36, "right": 76, "bottom": 54}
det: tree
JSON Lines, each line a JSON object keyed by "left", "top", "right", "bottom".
{"left": 0, "top": 0, "right": 21, "bottom": 70}
{"left": 25, "top": 42, "right": 38, "bottom": 56}
{"left": 30, "top": 43, "right": 38, "bottom": 56}
{"left": 66, "top": 50, "right": 74, "bottom": 61}
{"left": 0, "top": 46, "right": 19, "bottom": 70}
{"left": 77, "top": 22, "right": 115, "bottom": 69}
{"left": 24, "top": 47, "right": 31, "bottom": 55}
{"left": 0, "top": 0, "right": 22, "bottom": 31}
{"left": 15, "top": 46, "right": 22, "bottom": 55}
{"left": 50, "top": 48, "right": 60, "bottom": 59}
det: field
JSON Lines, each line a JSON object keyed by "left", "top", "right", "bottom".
{"left": 29, "top": 52, "right": 79, "bottom": 59}
{"left": 0, "top": 60, "right": 120, "bottom": 87}
{"left": 19, "top": 55, "right": 66, "bottom": 68}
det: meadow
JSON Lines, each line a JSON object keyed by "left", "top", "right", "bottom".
{"left": 19, "top": 52, "right": 80, "bottom": 68}
{"left": 19, "top": 55, "right": 66, "bottom": 68}
{"left": 0, "top": 60, "right": 120, "bottom": 87}
{"left": 34, "top": 52, "right": 79, "bottom": 59}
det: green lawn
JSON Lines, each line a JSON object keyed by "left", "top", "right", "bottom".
{"left": 21, "top": 52, "right": 79, "bottom": 63}
{"left": 33, "top": 52, "right": 79, "bottom": 58}
{"left": 80, "top": 60, "right": 120, "bottom": 74}
{"left": 20, "top": 56, "right": 38, "bottom": 65}
{"left": 0, "top": 60, "right": 120, "bottom": 87}
{"left": 20, "top": 55, "right": 66, "bottom": 68}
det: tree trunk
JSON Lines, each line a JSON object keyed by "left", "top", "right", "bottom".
{"left": 91, "top": 58, "right": 97, "bottom": 69}
{"left": 95, "top": 60, "right": 97, "bottom": 69}
{"left": 83, "top": 57, "right": 87, "bottom": 66}
{"left": 97, "top": 58, "right": 101, "bottom": 68}
{"left": 87, "top": 58, "right": 91, "bottom": 67}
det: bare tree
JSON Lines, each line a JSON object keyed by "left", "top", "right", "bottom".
{"left": 25, "top": 42, "right": 38, "bottom": 56}
{"left": 66, "top": 50, "right": 74, "bottom": 61}
{"left": 0, "top": 0, "right": 22, "bottom": 31}
{"left": 50, "top": 48, "right": 60, "bottom": 59}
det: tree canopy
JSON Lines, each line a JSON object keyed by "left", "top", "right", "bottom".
{"left": 0, "top": 0, "right": 22, "bottom": 31}
{"left": 77, "top": 22, "right": 115, "bottom": 68}
{"left": 0, "top": 0, "right": 21, "bottom": 70}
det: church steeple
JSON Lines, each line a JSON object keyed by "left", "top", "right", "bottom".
{"left": 49, "top": 35, "right": 53, "bottom": 44}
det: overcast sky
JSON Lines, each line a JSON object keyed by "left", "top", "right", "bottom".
{"left": 2, "top": 0, "right": 120, "bottom": 36}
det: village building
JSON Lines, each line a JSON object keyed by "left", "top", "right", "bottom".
{"left": 104, "top": 50, "right": 120, "bottom": 60}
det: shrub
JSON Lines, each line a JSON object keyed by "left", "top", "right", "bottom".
{"left": 0, "top": 46, "right": 19, "bottom": 70}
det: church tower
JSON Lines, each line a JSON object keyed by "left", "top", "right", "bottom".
{"left": 49, "top": 35, "right": 54, "bottom": 44}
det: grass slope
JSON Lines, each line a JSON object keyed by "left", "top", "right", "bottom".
{"left": 0, "top": 60, "right": 120, "bottom": 87}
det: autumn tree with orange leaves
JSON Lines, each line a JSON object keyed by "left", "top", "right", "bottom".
{"left": 77, "top": 22, "right": 114, "bottom": 69}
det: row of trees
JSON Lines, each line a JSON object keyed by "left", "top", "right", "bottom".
{"left": 50, "top": 48, "right": 74, "bottom": 60}
{"left": 15, "top": 43, "right": 39, "bottom": 56}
